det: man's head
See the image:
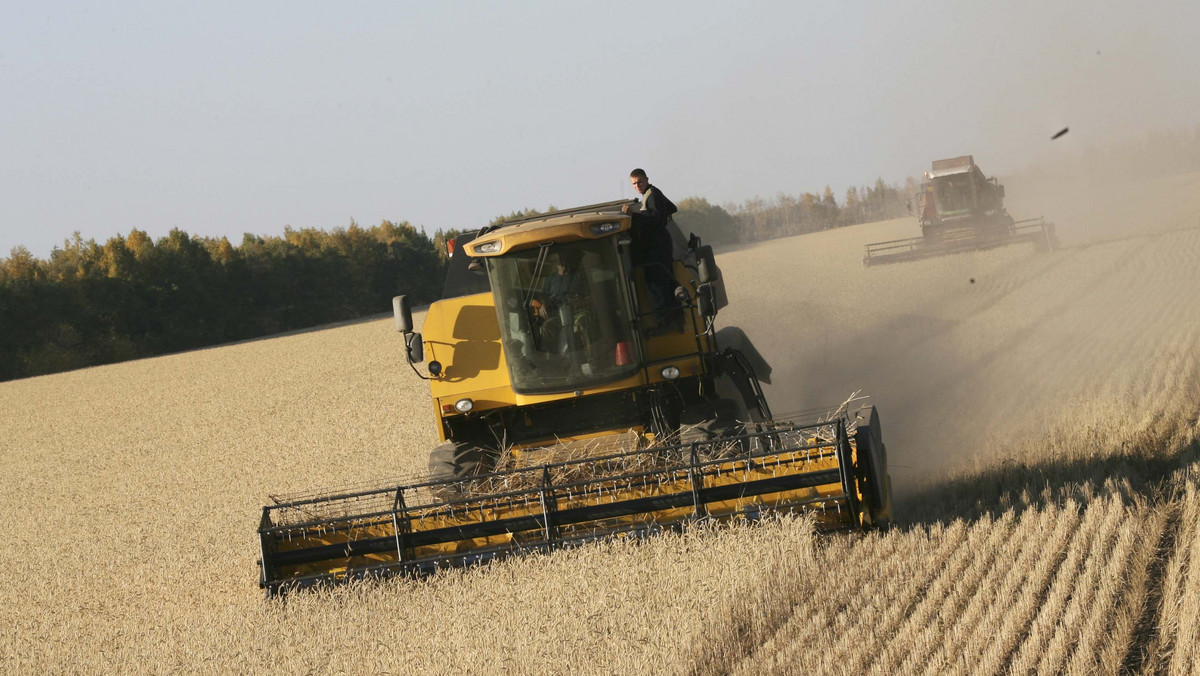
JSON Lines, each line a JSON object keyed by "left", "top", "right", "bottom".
{"left": 629, "top": 168, "right": 649, "bottom": 195}
{"left": 553, "top": 251, "right": 578, "bottom": 274}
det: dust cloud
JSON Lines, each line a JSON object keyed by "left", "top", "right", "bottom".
{"left": 714, "top": 146, "right": 1200, "bottom": 515}
{"left": 1005, "top": 136, "right": 1200, "bottom": 246}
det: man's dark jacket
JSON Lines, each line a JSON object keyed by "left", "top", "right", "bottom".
{"left": 630, "top": 184, "right": 677, "bottom": 266}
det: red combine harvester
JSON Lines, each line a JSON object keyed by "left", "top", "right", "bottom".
{"left": 863, "top": 156, "right": 1057, "bottom": 266}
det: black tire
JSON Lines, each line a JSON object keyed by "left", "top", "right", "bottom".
{"left": 679, "top": 399, "right": 744, "bottom": 454}
{"left": 428, "top": 442, "right": 496, "bottom": 495}
{"left": 853, "top": 406, "right": 892, "bottom": 529}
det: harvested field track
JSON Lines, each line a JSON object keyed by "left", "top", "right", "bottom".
{"left": 2, "top": 172, "right": 1200, "bottom": 674}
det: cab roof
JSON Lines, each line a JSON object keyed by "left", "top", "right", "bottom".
{"left": 468, "top": 199, "right": 635, "bottom": 257}
{"left": 926, "top": 155, "right": 978, "bottom": 179}
{"left": 926, "top": 165, "right": 975, "bottom": 179}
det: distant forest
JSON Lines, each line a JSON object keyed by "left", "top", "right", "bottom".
{"left": 0, "top": 222, "right": 447, "bottom": 381}
{"left": 5, "top": 125, "right": 1197, "bottom": 381}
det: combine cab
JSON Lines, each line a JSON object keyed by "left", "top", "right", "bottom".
{"left": 258, "top": 199, "right": 891, "bottom": 594}
{"left": 863, "top": 156, "right": 1057, "bottom": 266}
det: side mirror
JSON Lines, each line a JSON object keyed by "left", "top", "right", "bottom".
{"left": 393, "top": 295, "right": 413, "bottom": 334}
{"left": 405, "top": 332, "right": 424, "bottom": 363}
{"left": 696, "top": 245, "right": 719, "bottom": 284}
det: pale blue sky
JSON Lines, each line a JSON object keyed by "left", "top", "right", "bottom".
{"left": 3, "top": 0, "right": 1197, "bottom": 258}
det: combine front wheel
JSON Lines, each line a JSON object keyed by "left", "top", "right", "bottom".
{"left": 678, "top": 399, "right": 746, "bottom": 459}
{"left": 428, "top": 442, "right": 496, "bottom": 496}
{"left": 853, "top": 406, "right": 892, "bottom": 529}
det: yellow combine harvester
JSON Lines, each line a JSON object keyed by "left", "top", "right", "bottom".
{"left": 258, "top": 200, "right": 891, "bottom": 594}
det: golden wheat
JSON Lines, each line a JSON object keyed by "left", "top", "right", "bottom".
{"left": 2, "top": 170, "right": 1199, "bottom": 674}
{"left": 1153, "top": 473, "right": 1200, "bottom": 676}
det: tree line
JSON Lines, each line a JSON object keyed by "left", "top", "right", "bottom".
{"left": 0, "top": 222, "right": 446, "bottom": 381}
{"left": 675, "top": 178, "right": 911, "bottom": 246}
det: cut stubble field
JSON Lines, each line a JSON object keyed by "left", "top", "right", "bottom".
{"left": 3, "top": 171, "right": 1200, "bottom": 674}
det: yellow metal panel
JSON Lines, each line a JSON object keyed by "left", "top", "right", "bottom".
{"left": 469, "top": 216, "right": 631, "bottom": 257}
{"left": 434, "top": 371, "right": 653, "bottom": 417}
{"left": 424, "top": 293, "right": 511, "bottom": 402}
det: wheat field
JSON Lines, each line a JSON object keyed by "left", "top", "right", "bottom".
{"left": 3, "top": 171, "right": 1200, "bottom": 675}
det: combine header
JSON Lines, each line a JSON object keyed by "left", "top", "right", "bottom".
{"left": 259, "top": 199, "right": 891, "bottom": 594}
{"left": 863, "top": 156, "right": 1057, "bottom": 266}
{"left": 259, "top": 410, "right": 888, "bottom": 593}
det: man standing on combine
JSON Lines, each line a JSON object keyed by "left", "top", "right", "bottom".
{"left": 622, "top": 168, "right": 683, "bottom": 333}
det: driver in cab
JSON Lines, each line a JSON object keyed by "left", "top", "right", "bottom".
{"left": 531, "top": 252, "right": 586, "bottom": 319}
{"left": 529, "top": 252, "right": 590, "bottom": 355}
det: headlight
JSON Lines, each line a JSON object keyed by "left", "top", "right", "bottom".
{"left": 473, "top": 240, "right": 502, "bottom": 255}
{"left": 660, "top": 366, "right": 680, "bottom": 380}
{"left": 589, "top": 221, "right": 621, "bottom": 235}
{"left": 454, "top": 398, "right": 474, "bottom": 413}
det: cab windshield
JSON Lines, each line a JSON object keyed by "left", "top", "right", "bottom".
{"left": 488, "top": 239, "right": 639, "bottom": 393}
{"left": 933, "top": 174, "right": 974, "bottom": 215}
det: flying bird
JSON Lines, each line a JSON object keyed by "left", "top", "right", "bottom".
{"left": 1052, "top": 127, "right": 1069, "bottom": 140}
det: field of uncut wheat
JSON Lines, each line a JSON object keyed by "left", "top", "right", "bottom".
{"left": 2, "top": 170, "right": 1200, "bottom": 674}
